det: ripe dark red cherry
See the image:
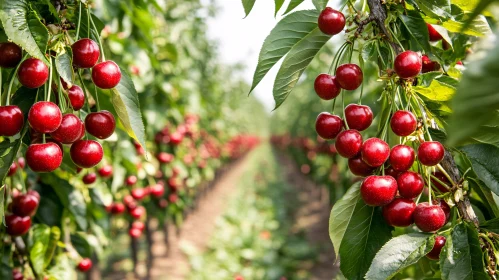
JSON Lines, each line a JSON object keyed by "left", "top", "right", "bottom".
{"left": 70, "top": 140, "right": 103, "bottom": 168}
{"left": 318, "top": 7, "right": 345, "bottom": 35}
{"left": 149, "top": 184, "right": 165, "bottom": 198}
{"left": 12, "top": 268, "right": 23, "bottom": 280}
{"left": 336, "top": 64, "right": 363, "bottom": 90}
{"left": 314, "top": 74, "right": 341, "bottom": 100}
{"left": 382, "top": 198, "right": 416, "bottom": 227}
{"left": 345, "top": 104, "right": 373, "bottom": 131}
{"left": 397, "top": 171, "right": 425, "bottom": 199}
{"left": 435, "top": 199, "right": 451, "bottom": 222}
{"left": 427, "top": 235, "right": 446, "bottom": 260}
{"left": 157, "top": 152, "right": 174, "bottom": 164}
{"left": 17, "top": 58, "right": 49, "bottom": 88}
{"left": 28, "top": 101, "right": 62, "bottom": 133}
{"left": 126, "top": 175, "right": 138, "bottom": 186}
{"left": 0, "top": 42, "right": 22, "bottom": 68}
{"left": 422, "top": 55, "right": 440, "bottom": 73}
{"left": 82, "top": 173, "right": 97, "bottom": 184}
{"left": 85, "top": 110, "right": 116, "bottom": 139}
{"left": 67, "top": 85, "right": 85, "bottom": 111}
{"left": 12, "top": 192, "right": 39, "bottom": 217}
{"left": 26, "top": 143, "right": 63, "bottom": 172}
{"left": 72, "top": 38, "right": 100, "bottom": 68}
{"left": 50, "top": 114, "right": 83, "bottom": 144}
{"left": 77, "top": 258, "right": 93, "bottom": 272}
{"left": 129, "top": 227, "right": 142, "bottom": 239}
{"left": 78, "top": 120, "right": 86, "bottom": 140}
{"left": 418, "top": 141, "right": 445, "bottom": 166}
{"left": 111, "top": 202, "right": 126, "bottom": 214}
{"left": 131, "top": 188, "right": 148, "bottom": 201}
{"left": 131, "top": 221, "right": 145, "bottom": 232}
{"left": 431, "top": 171, "right": 451, "bottom": 193}
{"left": 414, "top": 202, "right": 446, "bottom": 232}
{"left": 360, "top": 175, "right": 398, "bottom": 206}
{"left": 385, "top": 166, "right": 402, "bottom": 179}
{"left": 335, "top": 129, "right": 362, "bottom": 158}
{"left": 315, "top": 112, "right": 343, "bottom": 140}
{"left": 390, "top": 110, "right": 417, "bottom": 137}
{"left": 5, "top": 214, "right": 31, "bottom": 236}
{"left": 361, "top": 138, "right": 390, "bottom": 168}
{"left": 389, "top": 144, "right": 415, "bottom": 172}
{"left": 427, "top": 24, "right": 443, "bottom": 42}
{"left": 98, "top": 165, "right": 113, "bottom": 178}
{"left": 0, "top": 105, "right": 24, "bottom": 136}
{"left": 348, "top": 156, "right": 374, "bottom": 177}
{"left": 8, "top": 162, "right": 17, "bottom": 176}
{"left": 170, "top": 132, "right": 183, "bottom": 145}
{"left": 394, "top": 51, "right": 422, "bottom": 79}
{"left": 92, "top": 61, "right": 121, "bottom": 89}
{"left": 129, "top": 205, "right": 145, "bottom": 219}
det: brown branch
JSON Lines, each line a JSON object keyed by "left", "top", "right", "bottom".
{"left": 366, "top": 0, "right": 403, "bottom": 54}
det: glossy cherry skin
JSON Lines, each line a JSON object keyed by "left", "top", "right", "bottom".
{"left": 126, "top": 175, "right": 138, "bottom": 186}
{"left": 418, "top": 141, "right": 445, "bottom": 166}
{"left": 345, "top": 104, "right": 373, "bottom": 131}
{"left": 131, "top": 188, "right": 148, "bottom": 201}
{"left": 12, "top": 192, "right": 39, "bottom": 217}
{"left": 8, "top": 162, "right": 17, "bottom": 176}
{"left": 92, "top": 61, "right": 121, "bottom": 89}
{"left": 397, "top": 171, "right": 425, "bottom": 199}
{"left": 435, "top": 199, "right": 451, "bottom": 222}
{"left": 67, "top": 85, "right": 85, "bottom": 111}
{"left": 414, "top": 202, "right": 447, "bottom": 232}
{"left": 85, "top": 110, "right": 116, "bottom": 139}
{"left": 318, "top": 7, "right": 345, "bottom": 35}
{"left": 361, "top": 175, "right": 398, "bottom": 206}
{"left": 431, "top": 171, "right": 451, "bottom": 193}
{"left": 427, "top": 24, "right": 443, "bottom": 42}
{"left": 77, "top": 258, "right": 93, "bottom": 272}
{"left": 28, "top": 101, "right": 62, "bottom": 133}
{"left": 0, "top": 42, "right": 22, "bottom": 68}
{"left": 26, "top": 143, "right": 63, "bottom": 172}
{"left": 314, "top": 74, "right": 341, "bottom": 100}
{"left": 82, "top": 173, "right": 97, "bottom": 184}
{"left": 50, "top": 114, "right": 83, "bottom": 144}
{"left": 0, "top": 106, "right": 24, "bottom": 136}
{"left": 110, "top": 202, "right": 126, "bottom": 214}
{"left": 426, "top": 236, "right": 446, "bottom": 260}
{"left": 98, "top": 165, "right": 113, "bottom": 178}
{"left": 390, "top": 110, "right": 417, "bottom": 137}
{"left": 389, "top": 144, "right": 415, "bottom": 172}
{"left": 157, "top": 152, "right": 174, "bottom": 164}
{"left": 315, "top": 112, "right": 343, "bottom": 140}
{"left": 336, "top": 64, "right": 363, "bottom": 90}
{"left": 335, "top": 129, "right": 363, "bottom": 158}
{"left": 422, "top": 55, "right": 440, "bottom": 73}
{"left": 78, "top": 120, "right": 86, "bottom": 140}
{"left": 72, "top": 38, "right": 100, "bottom": 68}
{"left": 129, "top": 227, "right": 142, "bottom": 239}
{"left": 382, "top": 198, "right": 416, "bottom": 227}
{"left": 70, "top": 140, "right": 103, "bottom": 168}
{"left": 129, "top": 205, "right": 145, "bottom": 219}
{"left": 394, "top": 51, "right": 422, "bottom": 79}
{"left": 17, "top": 58, "right": 49, "bottom": 88}
{"left": 361, "top": 138, "right": 390, "bottom": 168}
{"left": 5, "top": 214, "right": 31, "bottom": 236}
{"left": 348, "top": 156, "right": 374, "bottom": 177}
{"left": 149, "top": 184, "right": 165, "bottom": 198}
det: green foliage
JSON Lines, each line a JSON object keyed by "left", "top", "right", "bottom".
{"left": 461, "top": 144, "right": 499, "bottom": 197}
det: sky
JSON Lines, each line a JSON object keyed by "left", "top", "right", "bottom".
{"left": 203, "top": 0, "right": 315, "bottom": 112}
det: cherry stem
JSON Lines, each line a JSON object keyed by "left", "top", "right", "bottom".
{"left": 56, "top": 72, "right": 66, "bottom": 113}
{"left": 331, "top": 97, "right": 337, "bottom": 114}
{"left": 42, "top": 134, "right": 46, "bottom": 144}
{"left": 359, "top": 73, "right": 364, "bottom": 105}
{"left": 414, "top": 95, "right": 433, "bottom": 141}
{"left": 77, "top": 70, "right": 92, "bottom": 113}
{"left": 47, "top": 58, "right": 53, "bottom": 102}
{"left": 436, "top": 164, "right": 456, "bottom": 186}
{"left": 88, "top": 6, "right": 106, "bottom": 62}
{"left": 428, "top": 168, "right": 432, "bottom": 205}
{"left": 429, "top": 174, "right": 451, "bottom": 192}
{"left": 93, "top": 83, "right": 100, "bottom": 111}
{"left": 6, "top": 54, "right": 27, "bottom": 106}
{"left": 329, "top": 43, "right": 349, "bottom": 74}
{"left": 75, "top": 0, "right": 82, "bottom": 40}
{"left": 342, "top": 91, "right": 349, "bottom": 130}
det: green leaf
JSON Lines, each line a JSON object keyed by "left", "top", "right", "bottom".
{"left": 47, "top": 254, "right": 76, "bottom": 280}
{"left": 79, "top": 9, "right": 104, "bottom": 43}
{"left": 29, "top": 224, "right": 51, "bottom": 275}
{"left": 44, "top": 226, "right": 60, "bottom": 268}
{"left": 71, "top": 232, "right": 93, "bottom": 258}
{"left": 414, "top": 0, "right": 451, "bottom": 19}
{"left": 283, "top": 0, "right": 306, "bottom": 14}
{"left": 414, "top": 80, "right": 455, "bottom": 101}
{"left": 451, "top": 0, "right": 480, "bottom": 12}
{"left": 400, "top": 11, "right": 431, "bottom": 53}
{"left": 442, "top": 15, "right": 491, "bottom": 37}
{"left": 55, "top": 52, "right": 73, "bottom": 88}
{"left": 241, "top": 0, "right": 256, "bottom": 17}
{"left": 249, "top": 10, "right": 320, "bottom": 94}
{"left": 273, "top": 28, "right": 330, "bottom": 109}
{"left": 0, "top": 127, "right": 27, "bottom": 185}
{"left": 274, "top": 0, "right": 285, "bottom": 16}
{"left": 461, "top": 144, "right": 499, "bottom": 197}
{"left": 0, "top": 0, "right": 49, "bottom": 64}
{"left": 312, "top": 0, "right": 328, "bottom": 10}
{"left": 111, "top": 68, "right": 147, "bottom": 150}
{"left": 440, "top": 223, "right": 488, "bottom": 279}
{"left": 11, "top": 86, "right": 38, "bottom": 124}
{"left": 0, "top": 186, "right": 5, "bottom": 224}
{"left": 470, "top": 178, "right": 499, "bottom": 218}
{"left": 0, "top": 262, "right": 12, "bottom": 280}
{"left": 481, "top": 217, "right": 499, "bottom": 233}
{"left": 366, "top": 233, "right": 435, "bottom": 280}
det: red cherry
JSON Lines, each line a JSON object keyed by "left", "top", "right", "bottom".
{"left": 394, "top": 51, "right": 422, "bottom": 79}
{"left": 169, "top": 193, "right": 178, "bottom": 203}
{"left": 318, "top": 7, "right": 345, "bottom": 35}
{"left": 8, "top": 162, "right": 17, "bottom": 176}
{"left": 85, "top": 110, "right": 116, "bottom": 139}
{"left": 157, "top": 152, "right": 174, "bottom": 164}
{"left": 110, "top": 202, "right": 125, "bottom": 214}
{"left": 92, "top": 61, "right": 121, "bottom": 89}
{"left": 170, "top": 132, "right": 183, "bottom": 145}
{"left": 131, "top": 221, "right": 145, "bottom": 231}
{"left": 129, "top": 205, "right": 145, "bottom": 219}
{"left": 418, "top": 141, "right": 445, "bottom": 166}
{"left": 98, "top": 165, "right": 113, "bottom": 178}
{"left": 50, "top": 114, "right": 83, "bottom": 144}
{"left": 431, "top": 171, "right": 451, "bottom": 193}
{"left": 126, "top": 175, "right": 138, "bottom": 186}
{"left": 435, "top": 199, "right": 451, "bottom": 222}
{"left": 78, "top": 120, "right": 86, "bottom": 140}
{"left": 70, "top": 140, "right": 103, "bottom": 168}
{"left": 67, "top": 85, "right": 85, "bottom": 111}
{"left": 361, "top": 138, "right": 390, "bottom": 168}
{"left": 17, "top": 157, "right": 26, "bottom": 169}
{"left": 129, "top": 227, "right": 142, "bottom": 239}
{"left": 315, "top": 112, "right": 343, "bottom": 140}
{"left": 335, "top": 129, "right": 362, "bottom": 158}
{"left": 12, "top": 192, "right": 39, "bottom": 217}
{"left": 360, "top": 175, "right": 398, "bottom": 206}
{"left": 426, "top": 235, "right": 446, "bottom": 260}
{"left": 28, "top": 101, "right": 62, "bottom": 133}
{"left": 0, "top": 42, "right": 22, "bottom": 68}
{"left": 335, "top": 64, "right": 363, "bottom": 90}
{"left": 158, "top": 199, "right": 168, "bottom": 208}
{"left": 82, "top": 173, "right": 97, "bottom": 184}
{"left": 5, "top": 214, "right": 31, "bottom": 236}
{"left": 314, "top": 74, "right": 341, "bottom": 100}
{"left": 397, "top": 171, "right": 425, "bottom": 199}
{"left": 26, "top": 143, "right": 63, "bottom": 172}
{"left": 17, "top": 58, "right": 49, "bottom": 88}
{"left": 72, "top": 38, "right": 100, "bottom": 68}
{"left": 414, "top": 202, "right": 446, "bottom": 232}
{"left": 27, "top": 189, "right": 40, "bottom": 201}
{"left": 77, "top": 258, "right": 93, "bottom": 272}
{"left": 12, "top": 268, "right": 23, "bottom": 280}
{"left": 422, "top": 55, "right": 440, "bottom": 73}
{"left": 131, "top": 188, "right": 148, "bottom": 201}
{"left": 427, "top": 24, "right": 443, "bottom": 42}
{"left": 149, "top": 184, "right": 165, "bottom": 198}
{"left": 389, "top": 144, "right": 415, "bottom": 172}
{"left": 0, "top": 105, "right": 24, "bottom": 136}
{"left": 348, "top": 156, "right": 374, "bottom": 177}
{"left": 390, "top": 110, "right": 417, "bottom": 137}
{"left": 345, "top": 104, "right": 373, "bottom": 131}
{"left": 382, "top": 198, "right": 416, "bottom": 227}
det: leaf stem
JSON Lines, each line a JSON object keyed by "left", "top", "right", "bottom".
{"left": 75, "top": 0, "right": 82, "bottom": 40}
{"left": 88, "top": 7, "right": 106, "bottom": 61}
{"left": 6, "top": 55, "right": 27, "bottom": 106}
{"left": 428, "top": 168, "right": 432, "bottom": 205}
{"left": 77, "top": 70, "right": 92, "bottom": 113}
{"left": 342, "top": 91, "right": 349, "bottom": 129}
{"left": 94, "top": 83, "right": 100, "bottom": 111}
{"left": 47, "top": 58, "right": 53, "bottom": 102}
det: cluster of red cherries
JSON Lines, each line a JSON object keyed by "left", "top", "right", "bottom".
{"left": 0, "top": 38, "right": 121, "bottom": 174}
{"left": 316, "top": 7, "right": 451, "bottom": 260}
